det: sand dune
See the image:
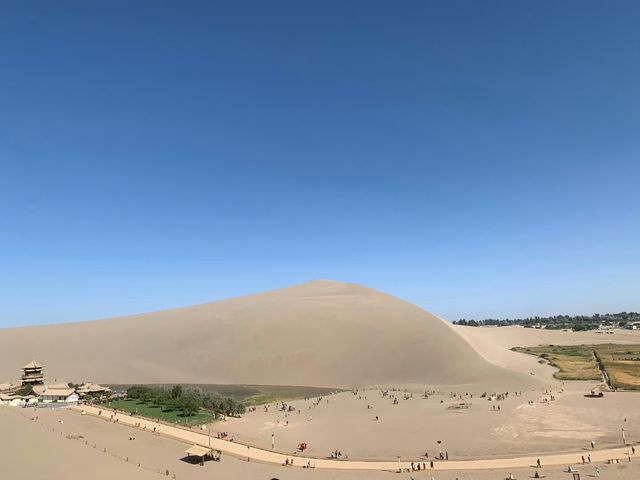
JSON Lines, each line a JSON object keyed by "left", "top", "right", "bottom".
{"left": 0, "top": 280, "right": 531, "bottom": 388}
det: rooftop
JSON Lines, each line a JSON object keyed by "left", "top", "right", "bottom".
{"left": 22, "top": 360, "right": 44, "bottom": 370}
{"left": 186, "top": 445, "right": 213, "bottom": 457}
{"left": 40, "top": 388, "right": 75, "bottom": 397}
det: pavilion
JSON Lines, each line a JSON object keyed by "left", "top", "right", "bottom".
{"left": 21, "top": 360, "right": 45, "bottom": 386}
{"left": 184, "top": 445, "right": 220, "bottom": 465}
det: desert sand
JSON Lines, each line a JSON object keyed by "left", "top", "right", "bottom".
{"left": 0, "top": 280, "right": 534, "bottom": 389}
{"left": 2, "top": 403, "right": 639, "bottom": 480}
{"left": 215, "top": 321, "right": 640, "bottom": 460}
{"left": 220, "top": 385, "right": 639, "bottom": 460}
{"left": 2, "top": 283, "right": 639, "bottom": 479}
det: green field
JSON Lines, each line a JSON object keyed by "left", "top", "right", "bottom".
{"left": 512, "top": 344, "right": 601, "bottom": 380}
{"left": 107, "top": 384, "right": 341, "bottom": 406}
{"left": 512, "top": 344, "right": 640, "bottom": 390}
{"left": 594, "top": 344, "right": 640, "bottom": 390}
{"left": 106, "top": 399, "right": 216, "bottom": 426}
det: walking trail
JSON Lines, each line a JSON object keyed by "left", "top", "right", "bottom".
{"left": 72, "top": 405, "right": 636, "bottom": 472}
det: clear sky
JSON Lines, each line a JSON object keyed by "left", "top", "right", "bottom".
{"left": 1, "top": 1, "right": 639, "bottom": 327}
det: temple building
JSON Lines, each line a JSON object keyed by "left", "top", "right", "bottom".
{"left": 77, "top": 383, "right": 112, "bottom": 398}
{"left": 34, "top": 384, "right": 79, "bottom": 404}
{"left": 21, "top": 360, "right": 45, "bottom": 386}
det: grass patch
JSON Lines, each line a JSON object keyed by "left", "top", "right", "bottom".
{"left": 242, "top": 394, "right": 281, "bottom": 407}
{"left": 594, "top": 344, "right": 640, "bottom": 390}
{"left": 513, "top": 345, "right": 601, "bottom": 381}
{"left": 106, "top": 399, "right": 215, "bottom": 426}
{"left": 512, "top": 344, "right": 640, "bottom": 390}
{"left": 107, "top": 384, "right": 341, "bottom": 403}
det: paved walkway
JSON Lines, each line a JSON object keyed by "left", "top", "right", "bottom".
{"left": 72, "top": 404, "right": 636, "bottom": 472}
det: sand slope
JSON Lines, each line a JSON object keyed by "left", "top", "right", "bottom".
{"left": 0, "top": 280, "right": 529, "bottom": 388}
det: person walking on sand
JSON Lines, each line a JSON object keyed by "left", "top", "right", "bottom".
{"left": 595, "top": 466, "right": 600, "bottom": 478}
{"left": 536, "top": 458, "right": 541, "bottom": 468}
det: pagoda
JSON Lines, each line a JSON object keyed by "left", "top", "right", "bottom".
{"left": 21, "top": 360, "right": 45, "bottom": 386}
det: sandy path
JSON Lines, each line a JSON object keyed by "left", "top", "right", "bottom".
{"left": 74, "top": 404, "right": 638, "bottom": 472}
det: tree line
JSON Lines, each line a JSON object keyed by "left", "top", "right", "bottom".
{"left": 454, "top": 312, "right": 640, "bottom": 331}
{"left": 126, "top": 385, "right": 246, "bottom": 417}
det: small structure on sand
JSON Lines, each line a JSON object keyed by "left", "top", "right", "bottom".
{"left": 585, "top": 384, "right": 606, "bottom": 398}
{"left": 184, "top": 445, "right": 220, "bottom": 465}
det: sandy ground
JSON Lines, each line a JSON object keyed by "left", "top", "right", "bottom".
{"left": 0, "top": 406, "right": 157, "bottom": 480}
{"left": 219, "top": 385, "right": 639, "bottom": 460}
{"left": 210, "top": 327, "right": 640, "bottom": 460}
{"left": 2, "top": 405, "right": 639, "bottom": 480}
{"left": 2, "top": 315, "right": 639, "bottom": 478}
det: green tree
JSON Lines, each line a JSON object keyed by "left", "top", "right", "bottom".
{"left": 171, "top": 384, "right": 183, "bottom": 399}
{"left": 234, "top": 401, "right": 246, "bottom": 416}
{"left": 16, "top": 384, "right": 33, "bottom": 396}
{"left": 127, "top": 385, "right": 152, "bottom": 400}
{"left": 180, "top": 393, "right": 201, "bottom": 417}
{"left": 151, "top": 388, "right": 168, "bottom": 407}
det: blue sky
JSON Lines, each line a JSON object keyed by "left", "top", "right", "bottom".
{"left": 1, "top": 1, "right": 639, "bottom": 327}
